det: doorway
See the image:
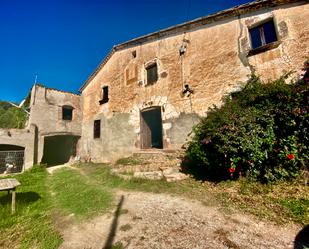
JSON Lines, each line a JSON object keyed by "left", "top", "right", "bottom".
{"left": 41, "top": 135, "right": 79, "bottom": 166}
{"left": 140, "top": 107, "right": 163, "bottom": 149}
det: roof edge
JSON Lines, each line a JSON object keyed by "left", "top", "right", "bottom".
{"left": 79, "top": 0, "right": 304, "bottom": 92}
{"left": 79, "top": 48, "right": 115, "bottom": 92}
{"left": 35, "top": 84, "right": 80, "bottom": 96}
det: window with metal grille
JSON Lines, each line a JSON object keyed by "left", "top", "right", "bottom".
{"left": 146, "top": 63, "right": 158, "bottom": 85}
{"left": 93, "top": 120, "right": 101, "bottom": 139}
{"left": 99, "top": 86, "right": 109, "bottom": 105}
{"left": 62, "top": 106, "right": 73, "bottom": 121}
{"left": 249, "top": 19, "right": 278, "bottom": 50}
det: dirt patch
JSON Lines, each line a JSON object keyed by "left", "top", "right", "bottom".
{"left": 58, "top": 191, "right": 300, "bottom": 249}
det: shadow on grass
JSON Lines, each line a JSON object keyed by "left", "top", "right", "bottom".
{"left": 180, "top": 159, "right": 231, "bottom": 183}
{"left": 102, "top": 195, "right": 124, "bottom": 249}
{"left": 294, "top": 225, "right": 309, "bottom": 249}
{"left": 0, "top": 191, "right": 41, "bottom": 205}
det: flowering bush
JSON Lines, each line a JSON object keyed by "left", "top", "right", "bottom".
{"left": 185, "top": 69, "right": 309, "bottom": 183}
{"left": 287, "top": 154, "right": 295, "bottom": 160}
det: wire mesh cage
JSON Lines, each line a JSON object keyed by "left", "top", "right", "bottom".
{"left": 0, "top": 151, "right": 24, "bottom": 174}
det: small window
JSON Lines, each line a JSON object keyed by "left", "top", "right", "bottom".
{"left": 132, "top": 50, "right": 136, "bottom": 58}
{"left": 94, "top": 120, "right": 101, "bottom": 139}
{"left": 62, "top": 106, "right": 73, "bottom": 121}
{"left": 249, "top": 19, "right": 278, "bottom": 50}
{"left": 146, "top": 63, "right": 158, "bottom": 85}
{"left": 99, "top": 86, "right": 109, "bottom": 105}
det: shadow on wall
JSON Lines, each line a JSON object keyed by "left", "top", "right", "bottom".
{"left": 102, "top": 195, "right": 124, "bottom": 249}
{"left": 41, "top": 135, "right": 79, "bottom": 167}
{"left": 294, "top": 225, "right": 309, "bottom": 249}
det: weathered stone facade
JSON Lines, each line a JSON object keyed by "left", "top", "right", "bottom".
{"left": 1, "top": 0, "right": 308, "bottom": 169}
{"left": 29, "top": 85, "right": 82, "bottom": 163}
{"left": 0, "top": 85, "right": 82, "bottom": 170}
{"left": 0, "top": 125, "right": 37, "bottom": 170}
{"left": 29, "top": 85, "right": 82, "bottom": 136}
{"left": 79, "top": 0, "right": 309, "bottom": 162}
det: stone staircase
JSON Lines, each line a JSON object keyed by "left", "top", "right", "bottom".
{"left": 112, "top": 149, "right": 188, "bottom": 182}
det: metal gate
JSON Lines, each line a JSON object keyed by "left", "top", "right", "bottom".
{"left": 0, "top": 151, "right": 24, "bottom": 174}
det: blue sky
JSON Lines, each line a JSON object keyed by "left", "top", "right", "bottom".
{"left": 0, "top": 0, "right": 255, "bottom": 103}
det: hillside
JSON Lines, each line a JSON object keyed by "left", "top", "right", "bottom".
{"left": 0, "top": 101, "right": 28, "bottom": 129}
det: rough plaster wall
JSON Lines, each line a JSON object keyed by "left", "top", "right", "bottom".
{"left": 80, "top": 113, "right": 135, "bottom": 162}
{"left": 29, "top": 85, "right": 82, "bottom": 163}
{"left": 0, "top": 125, "right": 37, "bottom": 170}
{"left": 29, "top": 85, "right": 82, "bottom": 136}
{"left": 167, "top": 113, "right": 201, "bottom": 147}
{"left": 80, "top": 2, "right": 308, "bottom": 161}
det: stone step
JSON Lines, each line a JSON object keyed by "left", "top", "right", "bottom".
{"left": 133, "top": 149, "right": 180, "bottom": 154}
{"left": 114, "top": 166, "right": 189, "bottom": 182}
{"left": 112, "top": 149, "right": 186, "bottom": 180}
{"left": 133, "top": 149, "right": 184, "bottom": 158}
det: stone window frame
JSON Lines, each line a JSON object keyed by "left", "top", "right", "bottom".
{"left": 247, "top": 16, "right": 281, "bottom": 56}
{"left": 62, "top": 105, "right": 74, "bottom": 121}
{"left": 144, "top": 59, "right": 159, "bottom": 86}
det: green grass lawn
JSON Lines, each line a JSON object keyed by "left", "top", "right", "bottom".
{"left": 0, "top": 163, "right": 308, "bottom": 249}
{"left": 0, "top": 166, "right": 62, "bottom": 249}
{"left": 77, "top": 163, "right": 309, "bottom": 225}
{"left": 48, "top": 168, "right": 112, "bottom": 220}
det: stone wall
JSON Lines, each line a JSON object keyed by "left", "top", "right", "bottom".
{"left": 0, "top": 125, "right": 37, "bottom": 170}
{"left": 29, "top": 85, "right": 82, "bottom": 163}
{"left": 80, "top": 113, "right": 136, "bottom": 162}
{"left": 80, "top": 1, "right": 309, "bottom": 162}
{"left": 29, "top": 85, "right": 82, "bottom": 136}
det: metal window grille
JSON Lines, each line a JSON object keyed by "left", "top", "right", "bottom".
{"left": 0, "top": 151, "right": 24, "bottom": 174}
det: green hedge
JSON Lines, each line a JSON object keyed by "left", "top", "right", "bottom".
{"left": 185, "top": 72, "right": 308, "bottom": 183}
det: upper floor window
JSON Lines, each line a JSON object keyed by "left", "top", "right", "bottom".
{"left": 146, "top": 63, "right": 158, "bottom": 85}
{"left": 249, "top": 19, "right": 278, "bottom": 50}
{"left": 62, "top": 106, "right": 73, "bottom": 121}
{"left": 99, "top": 86, "right": 109, "bottom": 105}
{"left": 93, "top": 119, "right": 101, "bottom": 139}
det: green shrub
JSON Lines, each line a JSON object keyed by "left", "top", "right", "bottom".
{"left": 185, "top": 72, "right": 309, "bottom": 183}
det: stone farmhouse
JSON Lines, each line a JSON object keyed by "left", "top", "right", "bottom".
{"left": 0, "top": 0, "right": 308, "bottom": 173}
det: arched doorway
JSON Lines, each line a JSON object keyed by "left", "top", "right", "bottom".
{"left": 41, "top": 135, "right": 79, "bottom": 166}
{"left": 0, "top": 144, "right": 25, "bottom": 174}
{"left": 140, "top": 106, "right": 163, "bottom": 149}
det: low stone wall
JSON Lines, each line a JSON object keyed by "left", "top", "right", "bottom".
{"left": 0, "top": 125, "right": 37, "bottom": 170}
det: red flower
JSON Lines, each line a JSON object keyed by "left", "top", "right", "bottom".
{"left": 287, "top": 154, "right": 295, "bottom": 160}
{"left": 229, "top": 167, "right": 236, "bottom": 173}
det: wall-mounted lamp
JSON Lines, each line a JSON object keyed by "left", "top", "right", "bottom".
{"left": 182, "top": 84, "right": 194, "bottom": 96}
